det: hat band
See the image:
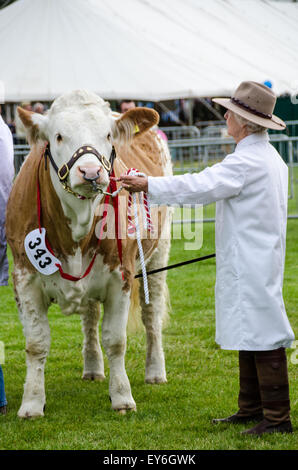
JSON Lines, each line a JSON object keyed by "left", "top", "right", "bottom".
{"left": 230, "top": 97, "right": 272, "bottom": 120}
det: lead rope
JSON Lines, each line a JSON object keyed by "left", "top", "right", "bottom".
{"left": 109, "top": 168, "right": 153, "bottom": 304}
{"left": 126, "top": 168, "right": 154, "bottom": 304}
{"left": 102, "top": 167, "right": 154, "bottom": 303}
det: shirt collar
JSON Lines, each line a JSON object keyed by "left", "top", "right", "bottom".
{"left": 236, "top": 132, "right": 269, "bottom": 150}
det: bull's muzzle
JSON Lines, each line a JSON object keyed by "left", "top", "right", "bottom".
{"left": 78, "top": 166, "right": 102, "bottom": 191}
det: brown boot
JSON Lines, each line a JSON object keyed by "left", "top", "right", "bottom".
{"left": 242, "top": 348, "right": 292, "bottom": 435}
{"left": 242, "top": 418, "right": 292, "bottom": 435}
{"left": 0, "top": 405, "right": 7, "bottom": 415}
{"left": 213, "top": 351, "right": 263, "bottom": 424}
{"left": 213, "top": 412, "right": 263, "bottom": 425}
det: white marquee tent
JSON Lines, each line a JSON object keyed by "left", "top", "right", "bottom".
{"left": 0, "top": 0, "right": 297, "bottom": 102}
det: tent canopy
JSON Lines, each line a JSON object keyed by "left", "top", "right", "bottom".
{"left": 0, "top": 0, "right": 297, "bottom": 102}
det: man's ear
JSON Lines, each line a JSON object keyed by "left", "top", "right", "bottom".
{"left": 112, "top": 107, "right": 159, "bottom": 144}
{"left": 17, "top": 107, "right": 48, "bottom": 144}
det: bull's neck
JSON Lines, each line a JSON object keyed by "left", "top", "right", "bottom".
{"left": 39, "top": 160, "right": 100, "bottom": 244}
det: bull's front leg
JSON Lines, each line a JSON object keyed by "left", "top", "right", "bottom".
{"left": 102, "top": 277, "right": 136, "bottom": 413}
{"left": 81, "top": 301, "right": 105, "bottom": 381}
{"left": 15, "top": 272, "right": 50, "bottom": 418}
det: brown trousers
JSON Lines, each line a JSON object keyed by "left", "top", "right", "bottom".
{"left": 238, "top": 348, "right": 291, "bottom": 424}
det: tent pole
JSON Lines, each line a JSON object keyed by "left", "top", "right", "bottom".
{"left": 157, "top": 101, "right": 187, "bottom": 126}
{"left": 197, "top": 97, "right": 224, "bottom": 120}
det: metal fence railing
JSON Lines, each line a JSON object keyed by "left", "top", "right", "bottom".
{"left": 161, "top": 120, "right": 298, "bottom": 139}
{"left": 193, "top": 120, "right": 298, "bottom": 138}
{"left": 159, "top": 126, "right": 200, "bottom": 140}
{"left": 168, "top": 135, "right": 298, "bottom": 167}
{"left": 14, "top": 143, "right": 30, "bottom": 174}
{"left": 161, "top": 121, "right": 298, "bottom": 168}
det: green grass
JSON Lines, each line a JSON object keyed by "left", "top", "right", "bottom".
{"left": 0, "top": 222, "right": 297, "bottom": 450}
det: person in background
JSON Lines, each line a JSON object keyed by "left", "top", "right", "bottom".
{"left": 118, "top": 81, "right": 295, "bottom": 436}
{"left": 15, "top": 101, "right": 32, "bottom": 141}
{"left": 0, "top": 104, "right": 14, "bottom": 415}
{"left": 119, "top": 100, "right": 167, "bottom": 142}
{"left": 32, "top": 102, "right": 45, "bottom": 114}
{"left": 120, "top": 100, "right": 136, "bottom": 114}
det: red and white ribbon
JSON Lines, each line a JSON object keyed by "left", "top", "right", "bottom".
{"left": 126, "top": 168, "right": 154, "bottom": 236}
{"left": 126, "top": 168, "right": 154, "bottom": 304}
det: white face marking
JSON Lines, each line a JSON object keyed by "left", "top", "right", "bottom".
{"left": 51, "top": 121, "right": 111, "bottom": 194}
{"left": 36, "top": 91, "right": 114, "bottom": 198}
{"left": 32, "top": 91, "right": 117, "bottom": 241}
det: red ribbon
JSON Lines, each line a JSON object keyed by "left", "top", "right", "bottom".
{"left": 109, "top": 172, "right": 123, "bottom": 267}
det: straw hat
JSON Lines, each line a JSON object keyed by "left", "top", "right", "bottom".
{"left": 212, "top": 81, "right": 286, "bottom": 130}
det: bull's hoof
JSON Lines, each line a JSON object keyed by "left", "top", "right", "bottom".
{"left": 117, "top": 407, "right": 137, "bottom": 415}
{"left": 145, "top": 376, "right": 167, "bottom": 384}
{"left": 18, "top": 401, "right": 45, "bottom": 419}
{"left": 82, "top": 372, "right": 105, "bottom": 382}
{"left": 111, "top": 397, "right": 137, "bottom": 413}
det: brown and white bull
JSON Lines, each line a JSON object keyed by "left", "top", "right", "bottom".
{"left": 6, "top": 90, "right": 172, "bottom": 418}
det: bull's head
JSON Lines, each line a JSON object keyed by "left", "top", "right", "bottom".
{"left": 18, "top": 90, "right": 159, "bottom": 201}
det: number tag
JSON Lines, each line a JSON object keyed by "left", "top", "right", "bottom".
{"left": 24, "top": 228, "right": 61, "bottom": 275}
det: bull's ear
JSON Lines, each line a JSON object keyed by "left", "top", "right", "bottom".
{"left": 17, "top": 107, "right": 48, "bottom": 144}
{"left": 112, "top": 107, "right": 159, "bottom": 143}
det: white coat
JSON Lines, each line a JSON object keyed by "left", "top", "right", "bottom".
{"left": 0, "top": 115, "right": 14, "bottom": 285}
{"left": 0, "top": 115, "right": 14, "bottom": 208}
{"left": 148, "top": 132, "right": 295, "bottom": 351}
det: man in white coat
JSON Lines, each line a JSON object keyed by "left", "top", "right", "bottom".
{"left": 0, "top": 107, "right": 14, "bottom": 284}
{"left": 0, "top": 106, "right": 14, "bottom": 415}
{"left": 119, "top": 82, "right": 295, "bottom": 435}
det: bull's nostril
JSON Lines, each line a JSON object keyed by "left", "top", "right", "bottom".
{"left": 83, "top": 174, "right": 98, "bottom": 182}
{"left": 78, "top": 166, "right": 101, "bottom": 182}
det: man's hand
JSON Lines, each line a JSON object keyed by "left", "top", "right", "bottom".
{"left": 117, "top": 174, "right": 148, "bottom": 193}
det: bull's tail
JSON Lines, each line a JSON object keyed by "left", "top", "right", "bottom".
{"left": 127, "top": 278, "right": 143, "bottom": 334}
{"left": 127, "top": 278, "right": 171, "bottom": 334}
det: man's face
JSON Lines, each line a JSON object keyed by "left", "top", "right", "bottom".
{"left": 120, "top": 101, "right": 136, "bottom": 113}
{"left": 224, "top": 110, "right": 243, "bottom": 140}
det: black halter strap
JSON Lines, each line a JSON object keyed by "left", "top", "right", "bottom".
{"left": 44, "top": 143, "right": 117, "bottom": 182}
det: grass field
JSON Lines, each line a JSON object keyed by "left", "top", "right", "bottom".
{"left": 0, "top": 221, "right": 297, "bottom": 450}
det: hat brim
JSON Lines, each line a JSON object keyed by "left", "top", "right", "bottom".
{"left": 212, "top": 98, "right": 286, "bottom": 131}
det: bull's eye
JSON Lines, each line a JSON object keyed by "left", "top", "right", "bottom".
{"left": 56, "top": 133, "right": 63, "bottom": 143}
{"left": 107, "top": 133, "right": 111, "bottom": 141}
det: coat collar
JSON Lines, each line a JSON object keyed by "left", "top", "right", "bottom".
{"left": 236, "top": 132, "right": 269, "bottom": 150}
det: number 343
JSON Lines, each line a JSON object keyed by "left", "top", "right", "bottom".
{"left": 28, "top": 237, "right": 52, "bottom": 269}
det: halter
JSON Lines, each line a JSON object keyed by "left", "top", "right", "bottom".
{"left": 43, "top": 143, "right": 117, "bottom": 199}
